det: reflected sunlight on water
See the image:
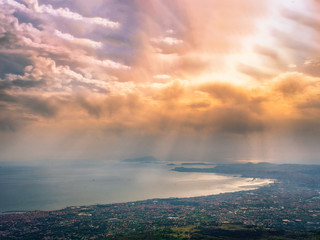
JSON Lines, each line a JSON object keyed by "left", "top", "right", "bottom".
{"left": 0, "top": 162, "right": 273, "bottom": 213}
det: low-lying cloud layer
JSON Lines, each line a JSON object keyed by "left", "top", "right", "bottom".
{"left": 0, "top": 0, "right": 320, "bottom": 163}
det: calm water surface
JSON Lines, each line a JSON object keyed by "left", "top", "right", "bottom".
{"left": 0, "top": 161, "right": 273, "bottom": 213}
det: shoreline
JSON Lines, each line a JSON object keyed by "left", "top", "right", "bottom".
{"left": 0, "top": 177, "right": 275, "bottom": 215}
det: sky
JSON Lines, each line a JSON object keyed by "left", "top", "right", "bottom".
{"left": 0, "top": 0, "right": 320, "bottom": 163}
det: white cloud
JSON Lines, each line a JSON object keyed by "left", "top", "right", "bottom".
{"left": 2, "top": 0, "right": 28, "bottom": 11}
{"left": 32, "top": 0, "right": 119, "bottom": 28}
{"left": 4, "top": 56, "right": 110, "bottom": 92}
{"left": 82, "top": 57, "right": 130, "bottom": 70}
{"left": 153, "top": 74, "right": 171, "bottom": 79}
{"left": 5, "top": 0, "right": 119, "bottom": 29}
{"left": 54, "top": 30, "right": 75, "bottom": 41}
{"left": 151, "top": 37, "right": 184, "bottom": 45}
{"left": 0, "top": 0, "right": 128, "bottom": 87}
{"left": 21, "top": 0, "right": 38, "bottom": 11}
{"left": 55, "top": 30, "right": 102, "bottom": 49}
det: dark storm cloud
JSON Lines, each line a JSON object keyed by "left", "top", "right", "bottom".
{"left": 0, "top": 89, "right": 60, "bottom": 118}
{"left": 207, "top": 107, "right": 265, "bottom": 134}
{"left": 297, "top": 96, "right": 320, "bottom": 110}
{"left": 274, "top": 77, "right": 306, "bottom": 96}
{"left": 199, "top": 83, "right": 248, "bottom": 104}
{"left": 77, "top": 96, "right": 102, "bottom": 118}
{"left": 1, "top": 78, "right": 44, "bottom": 91}
{"left": 192, "top": 84, "right": 267, "bottom": 134}
{"left": 20, "top": 96, "right": 59, "bottom": 118}
{"left": 0, "top": 117, "right": 18, "bottom": 132}
{"left": 0, "top": 53, "right": 31, "bottom": 78}
{"left": 187, "top": 101, "right": 211, "bottom": 110}
{"left": 0, "top": 90, "right": 17, "bottom": 103}
{"left": 11, "top": 79, "right": 44, "bottom": 88}
{"left": 0, "top": 32, "right": 17, "bottom": 45}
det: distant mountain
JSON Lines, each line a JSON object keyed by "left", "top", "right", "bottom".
{"left": 181, "top": 162, "right": 215, "bottom": 166}
{"left": 122, "top": 156, "right": 159, "bottom": 164}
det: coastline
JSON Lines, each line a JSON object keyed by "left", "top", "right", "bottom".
{"left": 0, "top": 176, "right": 274, "bottom": 215}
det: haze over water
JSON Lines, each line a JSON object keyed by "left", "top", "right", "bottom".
{"left": 0, "top": 161, "right": 273, "bottom": 213}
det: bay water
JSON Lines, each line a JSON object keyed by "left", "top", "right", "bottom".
{"left": 0, "top": 161, "right": 272, "bottom": 213}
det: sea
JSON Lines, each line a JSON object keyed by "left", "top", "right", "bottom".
{"left": 0, "top": 161, "right": 273, "bottom": 213}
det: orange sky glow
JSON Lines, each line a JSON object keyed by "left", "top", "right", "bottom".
{"left": 0, "top": 0, "right": 320, "bottom": 163}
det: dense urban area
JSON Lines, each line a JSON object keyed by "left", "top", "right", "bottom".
{"left": 1, "top": 162, "right": 320, "bottom": 239}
